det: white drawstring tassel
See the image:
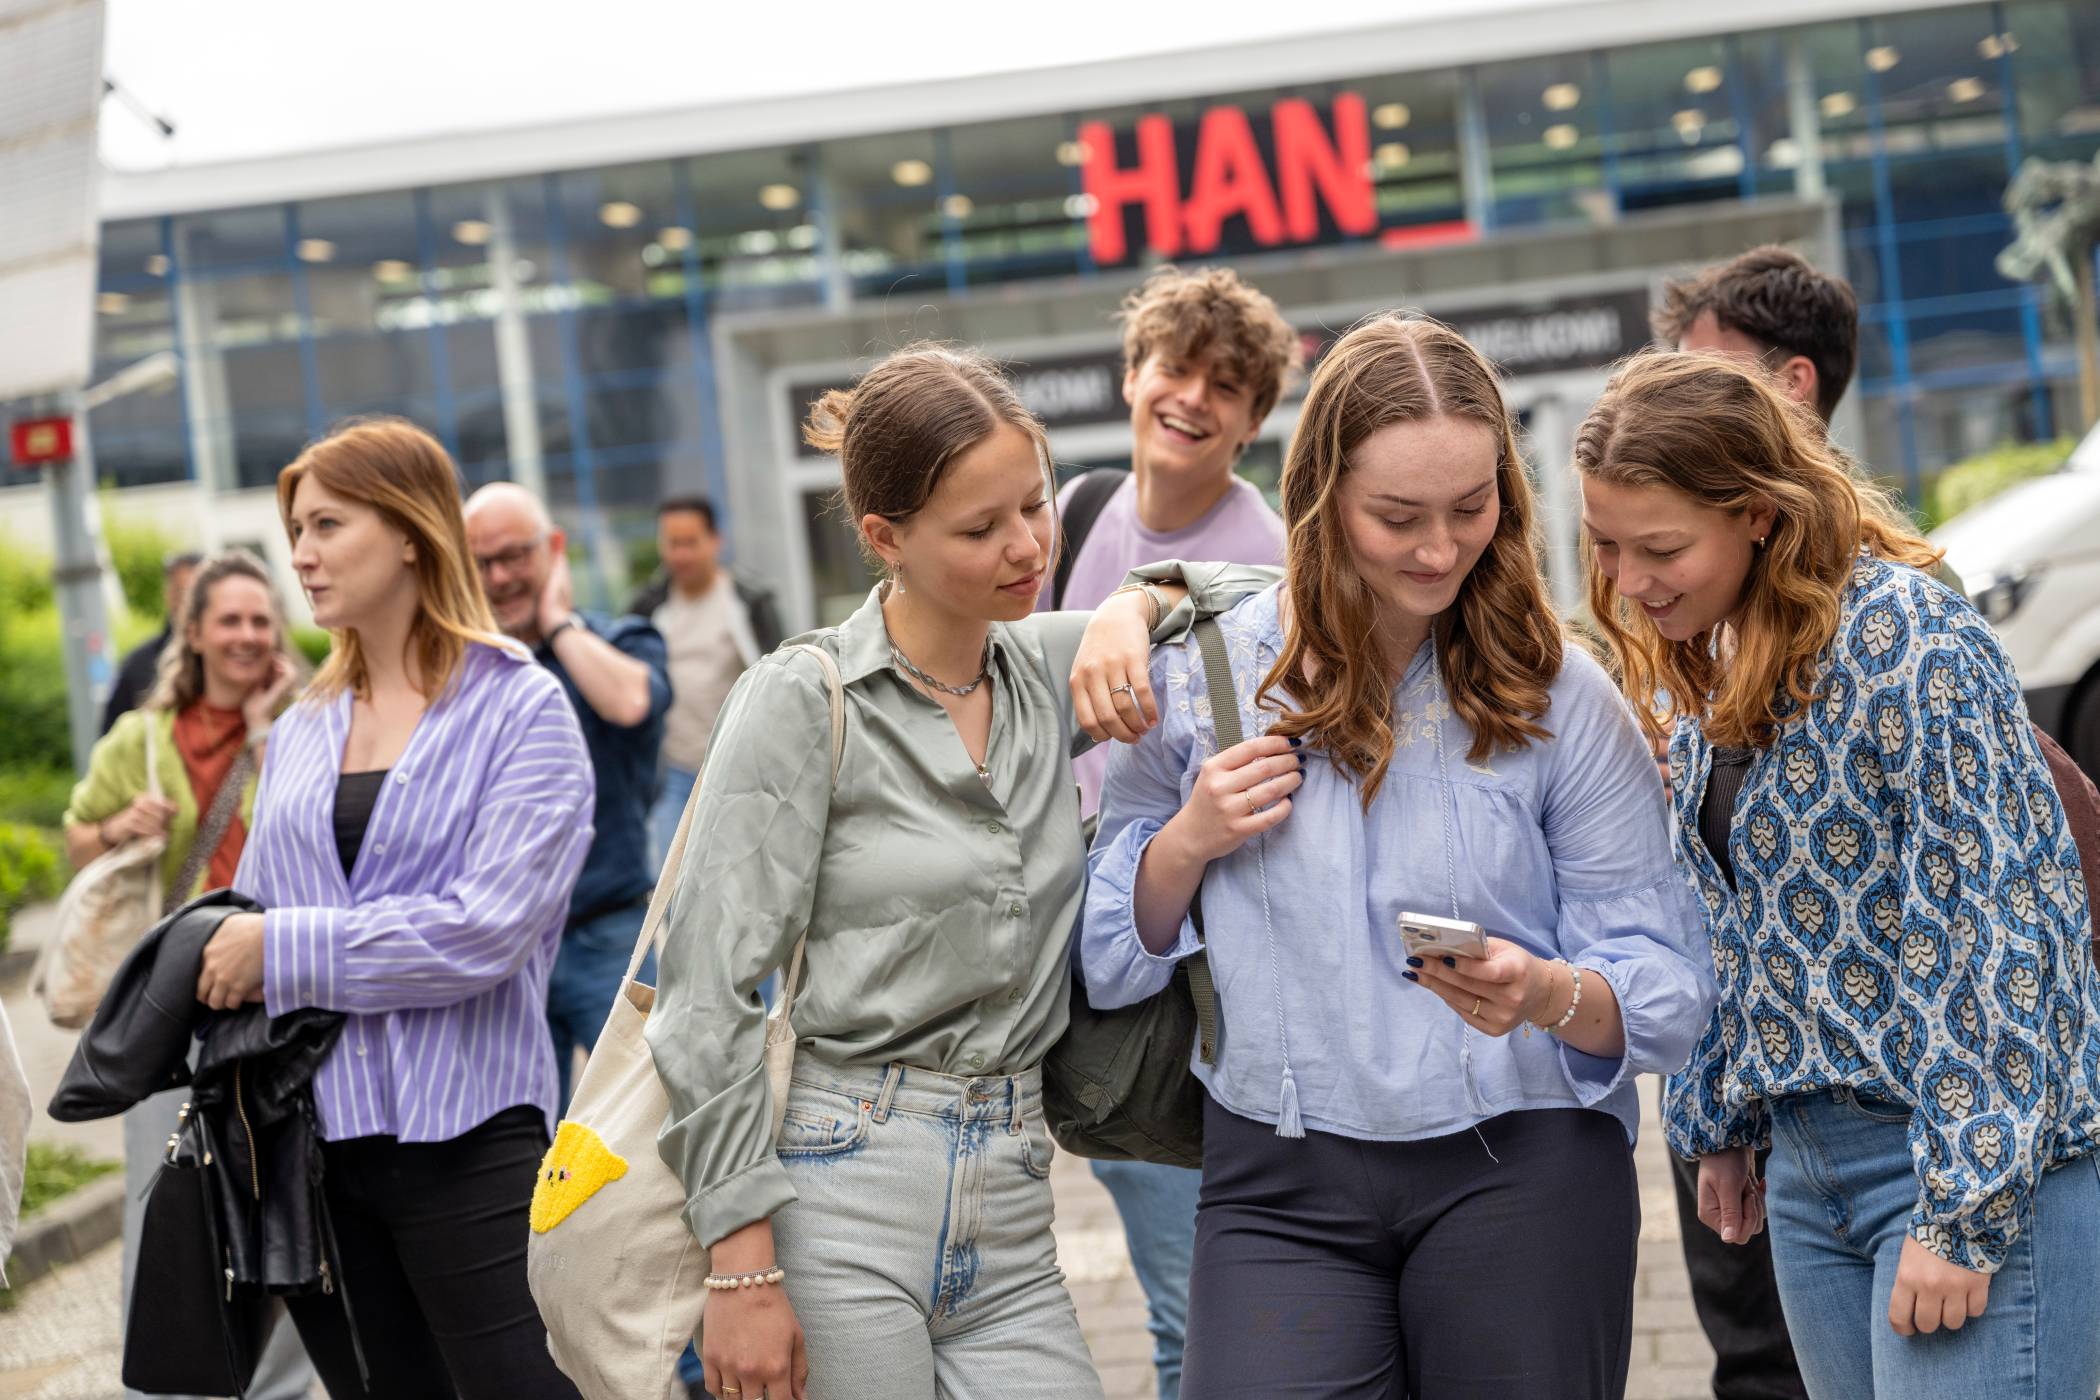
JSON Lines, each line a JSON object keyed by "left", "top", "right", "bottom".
{"left": 1275, "top": 1064, "right": 1306, "bottom": 1139}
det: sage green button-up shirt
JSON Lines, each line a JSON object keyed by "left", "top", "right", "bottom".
{"left": 649, "top": 575, "right": 1271, "bottom": 1245}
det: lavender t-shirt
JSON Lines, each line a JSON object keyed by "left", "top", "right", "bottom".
{"left": 1039, "top": 473, "right": 1287, "bottom": 814}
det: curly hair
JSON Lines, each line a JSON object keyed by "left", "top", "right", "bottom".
{"left": 1118, "top": 265, "right": 1304, "bottom": 424}
{"left": 1575, "top": 350, "right": 1940, "bottom": 750}
{"left": 1262, "top": 314, "right": 1563, "bottom": 808}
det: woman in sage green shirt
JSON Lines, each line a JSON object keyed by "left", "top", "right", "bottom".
{"left": 645, "top": 346, "right": 1265, "bottom": 1400}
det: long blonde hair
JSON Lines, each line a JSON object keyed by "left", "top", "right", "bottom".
{"left": 277, "top": 417, "right": 505, "bottom": 702}
{"left": 1574, "top": 351, "right": 1941, "bottom": 748}
{"left": 142, "top": 550, "right": 308, "bottom": 713}
{"left": 1263, "top": 315, "right": 1563, "bottom": 807}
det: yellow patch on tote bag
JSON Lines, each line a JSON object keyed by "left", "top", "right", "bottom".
{"left": 530, "top": 1120, "right": 629, "bottom": 1233}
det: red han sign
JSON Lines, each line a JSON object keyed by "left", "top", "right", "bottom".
{"left": 1079, "top": 93, "right": 1377, "bottom": 264}
{"left": 9, "top": 416, "right": 74, "bottom": 469}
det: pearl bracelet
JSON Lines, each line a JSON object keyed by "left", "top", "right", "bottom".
{"left": 704, "top": 1266, "right": 786, "bottom": 1292}
{"left": 1546, "top": 961, "right": 1584, "bottom": 1033}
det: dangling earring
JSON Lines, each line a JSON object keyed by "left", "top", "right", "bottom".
{"left": 891, "top": 564, "right": 906, "bottom": 597}
{"left": 1755, "top": 535, "right": 1769, "bottom": 551}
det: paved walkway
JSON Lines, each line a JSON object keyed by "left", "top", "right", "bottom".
{"left": 2, "top": 897, "right": 1717, "bottom": 1398}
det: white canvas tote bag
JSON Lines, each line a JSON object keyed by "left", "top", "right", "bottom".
{"left": 527, "top": 644, "right": 844, "bottom": 1400}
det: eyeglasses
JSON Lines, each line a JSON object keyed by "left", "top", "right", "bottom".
{"left": 473, "top": 535, "right": 545, "bottom": 576}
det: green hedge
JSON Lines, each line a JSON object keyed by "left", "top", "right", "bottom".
{"left": 18, "top": 1141, "right": 121, "bottom": 1218}
{"left": 0, "top": 767, "right": 74, "bottom": 829}
{"left": 0, "top": 821, "right": 63, "bottom": 957}
{"left": 0, "top": 608, "right": 76, "bottom": 777}
{"left": 1925, "top": 437, "right": 2078, "bottom": 532}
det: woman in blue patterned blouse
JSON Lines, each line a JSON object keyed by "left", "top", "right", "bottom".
{"left": 1578, "top": 350, "right": 2100, "bottom": 1398}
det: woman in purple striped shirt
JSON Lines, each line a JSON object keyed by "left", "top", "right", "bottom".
{"left": 201, "top": 418, "right": 594, "bottom": 1400}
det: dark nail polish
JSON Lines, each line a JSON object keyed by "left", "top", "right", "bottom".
{"left": 1405, "top": 956, "right": 1424, "bottom": 968}
{"left": 1443, "top": 957, "right": 1457, "bottom": 968}
{"left": 1287, "top": 735, "right": 1304, "bottom": 748}
{"left": 1297, "top": 755, "right": 1309, "bottom": 769}
{"left": 1402, "top": 970, "right": 1419, "bottom": 982}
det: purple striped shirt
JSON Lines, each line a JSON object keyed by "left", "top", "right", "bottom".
{"left": 233, "top": 642, "right": 595, "bottom": 1142}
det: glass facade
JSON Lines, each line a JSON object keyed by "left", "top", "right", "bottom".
{"left": 62, "top": 1, "right": 2100, "bottom": 557}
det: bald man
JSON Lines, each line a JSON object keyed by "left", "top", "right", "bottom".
{"left": 465, "top": 484, "right": 672, "bottom": 1106}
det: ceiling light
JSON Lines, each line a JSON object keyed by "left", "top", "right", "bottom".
{"left": 891, "top": 159, "right": 933, "bottom": 188}
{"left": 1542, "top": 84, "right": 1581, "bottom": 111}
{"left": 96, "top": 291, "right": 131, "bottom": 315}
{"left": 143, "top": 253, "right": 169, "bottom": 277}
{"left": 738, "top": 229, "right": 780, "bottom": 255}
{"left": 640, "top": 244, "right": 667, "bottom": 268}
{"left": 373, "top": 259, "right": 415, "bottom": 282}
{"left": 657, "top": 226, "right": 693, "bottom": 251}
{"left": 785, "top": 223, "right": 818, "bottom": 250}
{"left": 758, "top": 183, "right": 800, "bottom": 211}
{"left": 1867, "top": 46, "right": 1900, "bottom": 73}
{"left": 1820, "top": 90, "right": 1857, "bottom": 119}
{"left": 295, "top": 238, "right": 335, "bottom": 263}
{"left": 1375, "top": 142, "right": 1412, "bottom": 171}
{"left": 1064, "top": 193, "right": 1098, "bottom": 219}
{"left": 1947, "top": 76, "right": 1985, "bottom": 103}
{"left": 1055, "top": 140, "right": 1091, "bottom": 166}
{"left": 1684, "top": 66, "right": 1723, "bottom": 94}
{"left": 1373, "top": 102, "right": 1412, "bottom": 130}
{"left": 1544, "top": 124, "right": 1579, "bottom": 150}
{"left": 452, "top": 219, "right": 492, "bottom": 246}
{"left": 1978, "top": 34, "right": 2004, "bottom": 60}
{"left": 1674, "top": 108, "right": 1706, "bottom": 130}
{"left": 941, "top": 193, "right": 974, "bottom": 220}
{"left": 599, "top": 201, "right": 643, "bottom": 229}
{"left": 1765, "top": 137, "right": 1802, "bottom": 168}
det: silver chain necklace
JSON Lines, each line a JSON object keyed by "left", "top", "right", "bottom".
{"left": 889, "top": 639, "right": 992, "bottom": 697}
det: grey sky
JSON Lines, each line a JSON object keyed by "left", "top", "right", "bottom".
{"left": 99, "top": 0, "right": 1501, "bottom": 169}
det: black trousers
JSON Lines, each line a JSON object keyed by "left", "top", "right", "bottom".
{"left": 1181, "top": 1098, "right": 1638, "bottom": 1400}
{"left": 1668, "top": 1147, "right": 1808, "bottom": 1400}
{"left": 284, "top": 1106, "right": 580, "bottom": 1400}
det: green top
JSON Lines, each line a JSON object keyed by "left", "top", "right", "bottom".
{"left": 65, "top": 707, "right": 260, "bottom": 901}
{"left": 647, "top": 572, "right": 1275, "bottom": 1245}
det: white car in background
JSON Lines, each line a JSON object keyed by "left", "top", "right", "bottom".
{"left": 1933, "top": 422, "right": 2100, "bottom": 776}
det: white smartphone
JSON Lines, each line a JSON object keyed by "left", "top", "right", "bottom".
{"left": 1397, "top": 911, "right": 1490, "bottom": 961}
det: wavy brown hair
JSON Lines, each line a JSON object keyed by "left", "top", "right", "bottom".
{"left": 1262, "top": 315, "right": 1563, "bottom": 807}
{"left": 277, "top": 417, "right": 507, "bottom": 703}
{"left": 1574, "top": 351, "right": 1941, "bottom": 749}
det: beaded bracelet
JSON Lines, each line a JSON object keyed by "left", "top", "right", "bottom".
{"left": 704, "top": 1266, "right": 786, "bottom": 1292}
{"left": 1546, "top": 962, "right": 1584, "bottom": 1034}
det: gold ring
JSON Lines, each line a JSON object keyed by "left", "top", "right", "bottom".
{"left": 1246, "top": 794, "right": 1259, "bottom": 816}
{"left": 1471, "top": 997, "right": 1483, "bottom": 1018}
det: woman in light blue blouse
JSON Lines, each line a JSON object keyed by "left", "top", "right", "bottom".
{"left": 1578, "top": 351, "right": 2100, "bottom": 1399}
{"left": 1084, "top": 317, "right": 1716, "bottom": 1399}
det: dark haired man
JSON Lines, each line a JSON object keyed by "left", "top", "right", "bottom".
{"left": 1655, "top": 244, "right": 1858, "bottom": 424}
{"left": 627, "top": 497, "right": 784, "bottom": 863}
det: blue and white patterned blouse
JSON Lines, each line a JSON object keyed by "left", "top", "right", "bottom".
{"left": 1660, "top": 554, "right": 2100, "bottom": 1273}
{"left": 1084, "top": 585, "right": 1716, "bottom": 1147}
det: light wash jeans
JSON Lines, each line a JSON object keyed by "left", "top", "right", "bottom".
{"left": 650, "top": 763, "right": 701, "bottom": 873}
{"left": 763, "top": 1058, "right": 1105, "bottom": 1400}
{"left": 1089, "top": 1158, "right": 1197, "bottom": 1400}
{"left": 546, "top": 900, "right": 654, "bottom": 1110}
{"left": 1765, "top": 1087, "right": 2100, "bottom": 1399}
{"left": 122, "top": 1087, "right": 315, "bottom": 1400}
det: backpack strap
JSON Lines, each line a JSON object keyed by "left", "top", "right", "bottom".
{"left": 1185, "top": 615, "right": 1238, "bottom": 1066}
{"left": 1050, "top": 468, "right": 1131, "bottom": 609}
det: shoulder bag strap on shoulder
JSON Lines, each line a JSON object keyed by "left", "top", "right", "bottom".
{"left": 1050, "top": 468, "right": 1130, "bottom": 610}
{"left": 1185, "top": 616, "right": 1236, "bottom": 1065}
{"left": 624, "top": 645, "right": 846, "bottom": 987}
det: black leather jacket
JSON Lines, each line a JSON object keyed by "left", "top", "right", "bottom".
{"left": 51, "top": 891, "right": 345, "bottom": 1293}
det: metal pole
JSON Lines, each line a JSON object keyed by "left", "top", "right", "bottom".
{"left": 45, "top": 396, "right": 115, "bottom": 774}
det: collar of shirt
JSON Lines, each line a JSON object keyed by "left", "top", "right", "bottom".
{"left": 832, "top": 584, "right": 1032, "bottom": 690}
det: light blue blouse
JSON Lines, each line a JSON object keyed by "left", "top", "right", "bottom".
{"left": 1083, "top": 585, "right": 1717, "bottom": 1145}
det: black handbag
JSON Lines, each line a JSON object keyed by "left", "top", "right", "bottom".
{"left": 1044, "top": 616, "right": 1237, "bottom": 1168}
{"left": 123, "top": 1108, "right": 273, "bottom": 1398}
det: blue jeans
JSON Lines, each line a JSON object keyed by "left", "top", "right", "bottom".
{"left": 546, "top": 900, "right": 654, "bottom": 1111}
{"left": 1091, "top": 1158, "right": 1200, "bottom": 1400}
{"left": 650, "top": 763, "right": 700, "bottom": 872}
{"left": 1765, "top": 1088, "right": 2100, "bottom": 1399}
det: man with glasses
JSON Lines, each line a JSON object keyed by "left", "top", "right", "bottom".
{"left": 464, "top": 484, "right": 672, "bottom": 1107}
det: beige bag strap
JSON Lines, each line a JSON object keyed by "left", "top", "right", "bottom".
{"left": 143, "top": 710, "right": 164, "bottom": 802}
{"left": 623, "top": 645, "right": 846, "bottom": 1003}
